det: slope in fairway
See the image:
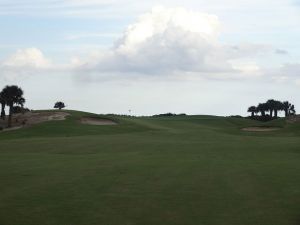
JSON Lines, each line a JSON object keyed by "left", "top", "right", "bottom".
{"left": 0, "top": 111, "right": 300, "bottom": 225}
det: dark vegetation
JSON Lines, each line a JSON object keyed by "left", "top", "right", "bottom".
{"left": 12, "top": 106, "right": 30, "bottom": 114}
{"left": 153, "top": 113, "right": 187, "bottom": 117}
{"left": 0, "top": 85, "right": 25, "bottom": 127}
{"left": 248, "top": 99, "right": 296, "bottom": 121}
{"left": 54, "top": 101, "right": 66, "bottom": 110}
{"left": 228, "top": 115, "right": 243, "bottom": 118}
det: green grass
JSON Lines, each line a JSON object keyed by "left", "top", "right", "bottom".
{"left": 0, "top": 110, "right": 300, "bottom": 225}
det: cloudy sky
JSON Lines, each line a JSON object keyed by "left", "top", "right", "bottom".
{"left": 0, "top": 0, "right": 300, "bottom": 115}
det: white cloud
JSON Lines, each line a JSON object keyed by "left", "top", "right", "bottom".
{"left": 0, "top": 48, "right": 56, "bottom": 81}
{"left": 231, "top": 61, "right": 263, "bottom": 77}
{"left": 2, "top": 48, "right": 51, "bottom": 69}
{"left": 72, "top": 7, "right": 268, "bottom": 78}
{"left": 0, "top": 7, "right": 290, "bottom": 82}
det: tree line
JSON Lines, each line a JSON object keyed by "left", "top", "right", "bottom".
{"left": 1, "top": 85, "right": 297, "bottom": 128}
{"left": 248, "top": 99, "right": 296, "bottom": 121}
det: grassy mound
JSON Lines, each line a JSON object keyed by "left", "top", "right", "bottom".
{"left": 0, "top": 110, "right": 300, "bottom": 225}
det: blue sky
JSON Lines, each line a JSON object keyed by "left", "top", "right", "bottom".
{"left": 0, "top": 0, "right": 300, "bottom": 115}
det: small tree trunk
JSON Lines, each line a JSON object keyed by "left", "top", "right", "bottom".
{"left": 251, "top": 112, "right": 254, "bottom": 117}
{"left": 1, "top": 104, "right": 5, "bottom": 120}
{"left": 285, "top": 109, "right": 288, "bottom": 117}
{"left": 274, "top": 110, "right": 278, "bottom": 118}
{"left": 8, "top": 104, "right": 13, "bottom": 128}
{"left": 270, "top": 110, "right": 273, "bottom": 118}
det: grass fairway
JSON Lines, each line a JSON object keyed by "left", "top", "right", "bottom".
{"left": 0, "top": 110, "right": 300, "bottom": 225}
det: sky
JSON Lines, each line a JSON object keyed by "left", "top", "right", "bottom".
{"left": 0, "top": 0, "right": 300, "bottom": 116}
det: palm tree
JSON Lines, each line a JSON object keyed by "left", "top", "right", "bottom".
{"left": 282, "top": 101, "right": 291, "bottom": 117}
{"left": 0, "top": 91, "right": 6, "bottom": 120}
{"left": 289, "top": 105, "right": 296, "bottom": 116}
{"left": 247, "top": 106, "right": 257, "bottom": 117}
{"left": 1, "top": 85, "right": 25, "bottom": 127}
{"left": 274, "top": 100, "right": 283, "bottom": 118}
{"left": 257, "top": 103, "right": 268, "bottom": 117}
{"left": 266, "top": 99, "right": 276, "bottom": 118}
{"left": 18, "top": 97, "right": 25, "bottom": 112}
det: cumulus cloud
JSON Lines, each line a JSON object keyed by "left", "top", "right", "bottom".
{"left": 73, "top": 6, "right": 268, "bottom": 78}
{"left": 2, "top": 48, "right": 51, "bottom": 69}
{"left": 0, "top": 48, "right": 54, "bottom": 81}
{"left": 0, "top": 7, "right": 279, "bottom": 81}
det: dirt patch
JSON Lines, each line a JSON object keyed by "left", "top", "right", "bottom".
{"left": 242, "top": 127, "right": 280, "bottom": 132}
{"left": 80, "top": 117, "right": 117, "bottom": 126}
{"left": 0, "top": 111, "right": 70, "bottom": 132}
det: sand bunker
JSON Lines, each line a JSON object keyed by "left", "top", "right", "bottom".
{"left": 242, "top": 127, "right": 280, "bottom": 132}
{"left": 1, "top": 126, "right": 23, "bottom": 132}
{"left": 0, "top": 111, "right": 70, "bottom": 131}
{"left": 23, "top": 112, "right": 70, "bottom": 125}
{"left": 80, "top": 117, "right": 117, "bottom": 126}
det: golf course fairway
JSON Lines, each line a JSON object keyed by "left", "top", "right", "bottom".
{"left": 0, "top": 110, "right": 299, "bottom": 225}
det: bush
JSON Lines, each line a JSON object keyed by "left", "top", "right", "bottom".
{"left": 152, "top": 113, "right": 187, "bottom": 117}
{"left": 248, "top": 115, "right": 274, "bottom": 122}
{"left": 12, "top": 106, "right": 30, "bottom": 114}
{"left": 229, "top": 115, "right": 243, "bottom": 118}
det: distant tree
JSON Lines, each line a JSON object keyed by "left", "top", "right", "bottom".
{"left": 153, "top": 113, "right": 187, "bottom": 117}
{"left": 54, "top": 101, "right": 65, "bottom": 110}
{"left": 248, "top": 100, "right": 296, "bottom": 121}
{"left": 247, "top": 106, "right": 257, "bottom": 117}
{"left": 1, "top": 85, "right": 25, "bottom": 127}
{"left": 257, "top": 103, "right": 268, "bottom": 117}
{"left": 289, "top": 105, "right": 296, "bottom": 116}
{"left": 0, "top": 91, "right": 5, "bottom": 120}
{"left": 273, "top": 100, "right": 284, "bottom": 118}
{"left": 266, "top": 99, "right": 276, "bottom": 118}
{"left": 282, "top": 101, "right": 291, "bottom": 117}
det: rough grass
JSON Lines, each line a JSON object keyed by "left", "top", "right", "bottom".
{"left": 0, "top": 110, "right": 299, "bottom": 225}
